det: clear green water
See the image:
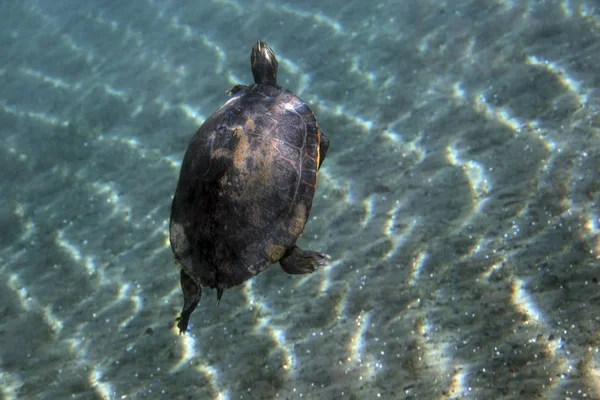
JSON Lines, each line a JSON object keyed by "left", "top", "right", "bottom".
{"left": 1, "top": 0, "right": 600, "bottom": 398}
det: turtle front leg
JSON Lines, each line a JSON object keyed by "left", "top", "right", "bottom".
{"left": 279, "top": 245, "right": 329, "bottom": 274}
{"left": 176, "top": 269, "right": 201, "bottom": 334}
{"left": 226, "top": 84, "right": 247, "bottom": 96}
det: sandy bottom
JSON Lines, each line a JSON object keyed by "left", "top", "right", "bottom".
{"left": 1, "top": 0, "right": 600, "bottom": 399}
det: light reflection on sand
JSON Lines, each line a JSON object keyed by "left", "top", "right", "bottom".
{"left": 1, "top": 0, "right": 600, "bottom": 398}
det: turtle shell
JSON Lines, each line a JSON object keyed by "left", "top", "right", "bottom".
{"left": 169, "top": 42, "right": 329, "bottom": 332}
{"left": 171, "top": 84, "right": 324, "bottom": 286}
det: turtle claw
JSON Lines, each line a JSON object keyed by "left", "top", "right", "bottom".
{"left": 177, "top": 269, "right": 200, "bottom": 334}
{"left": 216, "top": 288, "right": 224, "bottom": 308}
{"left": 176, "top": 313, "right": 190, "bottom": 334}
{"left": 315, "top": 251, "right": 331, "bottom": 266}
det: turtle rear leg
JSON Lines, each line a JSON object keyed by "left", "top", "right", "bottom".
{"left": 279, "top": 245, "right": 329, "bottom": 274}
{"left": 176, "top": 269, "right": 201, "bottom": 334}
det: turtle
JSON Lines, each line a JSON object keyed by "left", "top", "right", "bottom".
{"left": 169, "top": 41, "right": 330, "bottom": 333}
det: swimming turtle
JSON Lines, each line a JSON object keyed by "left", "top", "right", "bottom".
{"left": 169, "top": 41, "right": 330, "bottom": 333}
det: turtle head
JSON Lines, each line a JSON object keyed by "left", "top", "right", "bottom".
{"left": 251, "top": 41, "right": 278, "bottom": 86}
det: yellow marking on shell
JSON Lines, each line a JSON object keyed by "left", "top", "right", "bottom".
{"left": 315, "top": 128, "right": 322, "bottom": 190}
{"left": 316, "top": 133, "right": 321, "bottom": 169}
{"left": 232, "top": 139, "right": 276, "bottom": 209}
{"left": 233, "top": 125, "right": 243, "bottom": 139}
{"left": 268, "top": 244, "right": 286, "bottom": 262}
{"left": 211, "top": 148, "right": 232, "bottom": 159}
{"left": 288, "top": 203, "right": 307, "bottom": 238}
{"left": 246, "top": 119, "right": 255, "bottom": 131}
{"left": 250, "top": 140, "right": 277, "bottom": 186}
{"left": 233, "top": 129, "right": 250, "bottom": 169}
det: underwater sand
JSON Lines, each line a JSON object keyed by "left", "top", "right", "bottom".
{"left": 1, "top": 0, "right": 600, "bottom": 398}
